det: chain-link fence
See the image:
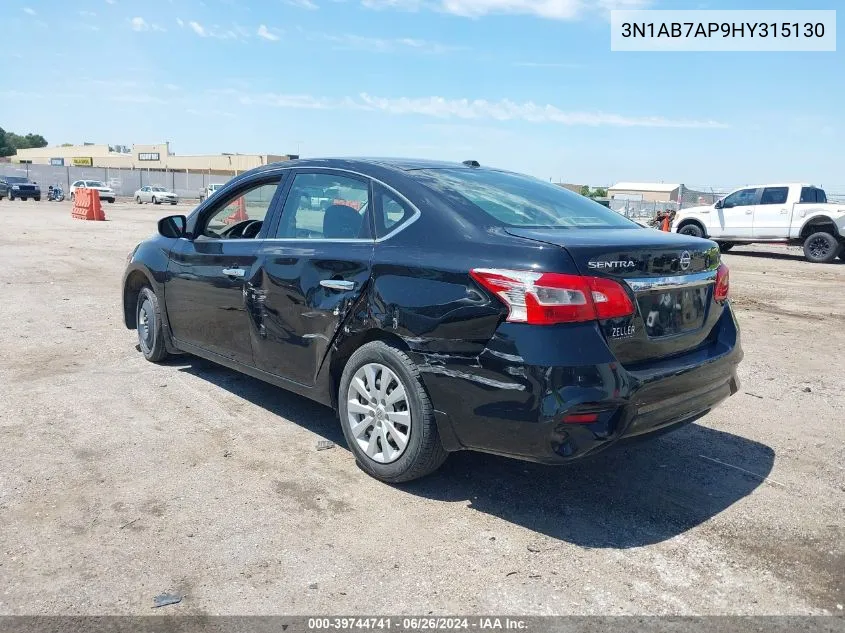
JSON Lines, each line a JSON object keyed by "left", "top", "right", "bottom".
{"left": 0, "top": 164, "right": 236, "bottom": 199}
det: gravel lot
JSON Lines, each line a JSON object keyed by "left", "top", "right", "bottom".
{"left": 0, "top": 200, "right": 842, "bottom": 615}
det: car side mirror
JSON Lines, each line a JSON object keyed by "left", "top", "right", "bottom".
{"left": 714, "top": 199, "right": 724, "bottom": 209}
{"left": 158, "top": 214, "right": 187, "bottom": 238}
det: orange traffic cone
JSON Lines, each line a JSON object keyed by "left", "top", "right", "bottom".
{"left": 223, "top": 197, "right": 248, "bottom": 224}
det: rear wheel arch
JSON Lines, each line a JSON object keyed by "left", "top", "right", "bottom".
{"left": 799, "top": 216, "right": 839, "bottom": 240}
{"left": 329, "top": 329, "right": 411, "bottom": 410}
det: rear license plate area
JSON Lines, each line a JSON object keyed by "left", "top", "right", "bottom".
{"left": 637, "top": 287, "right": 709, "bottom": 338}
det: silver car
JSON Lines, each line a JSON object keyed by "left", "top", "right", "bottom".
{"left": 134, "top": 186, "right": 179, "bottom": 205}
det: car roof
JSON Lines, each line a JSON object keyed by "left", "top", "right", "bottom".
{"left": 262, "top": 157, "right": 484, "bottom": 174}
{"left": 739, "top": 182, "right": 815, "bottom": 189}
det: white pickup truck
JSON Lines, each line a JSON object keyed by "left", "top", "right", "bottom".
{"left": 673, "top": 183, "right": 845, "bottom": 263}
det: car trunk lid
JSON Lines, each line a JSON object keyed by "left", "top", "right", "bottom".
{"left": 505, "top": 227, "right": 724, "bottom": 365}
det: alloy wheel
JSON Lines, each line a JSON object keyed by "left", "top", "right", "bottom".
{"left": 346, "top": 363, "right": 411, "bottom": 464}
{"left": 808, "top": 236, "right": 832, "bottom": 259}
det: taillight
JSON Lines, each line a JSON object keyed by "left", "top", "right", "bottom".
{"left": 470, "top": 268, "right": 635, "bottom": 325}
{"left": 714, "top": 263, "right": 729, "bottom": 301}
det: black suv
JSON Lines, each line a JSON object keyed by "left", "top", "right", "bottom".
{"left": 122, "top": 158, "right": 742, "bottom": 483}
{"left": 0, "top": 176, "right": 41, "bottom": 201}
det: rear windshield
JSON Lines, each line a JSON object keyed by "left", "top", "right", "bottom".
{"left": 5, "top": 176, "right": 29, "bottom": 183}
{"left": 87, "top": 181, "right": 105, "bottom": 187}
{"left": 413, "top": 168, "right": 637, "bottom": 229}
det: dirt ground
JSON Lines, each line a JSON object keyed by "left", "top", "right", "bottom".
{"left": 0, "top": 199, "right": 842, "bottom": 615}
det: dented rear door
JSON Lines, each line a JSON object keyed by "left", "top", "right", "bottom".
{"left": 252, "top": 169, "right": 375, "bottom": 386}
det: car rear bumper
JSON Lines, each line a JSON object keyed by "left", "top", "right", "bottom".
{"left": 415, "top": 303, "right": 743, "bottom": 463}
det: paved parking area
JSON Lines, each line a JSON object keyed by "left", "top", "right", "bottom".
{"left": 0, "top": 200, "right": 842, "bottom": 615}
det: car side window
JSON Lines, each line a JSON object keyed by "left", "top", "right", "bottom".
{"left": 198, "top": 179, "right": 282, "bottom": 239}
{"left": 760, "top": 187, "right": 788, "bottom": 205}
{"left": 722, "top": 188, "right": 757, "bottom": 208}
{"left": 800, "top": 187, "right": 826, "bottom": 203}
{"left": 374, "top": 184, "right": 415, "bottom": 238}
{"left": 275, "top": 173, "right": 372, "bottom": 240}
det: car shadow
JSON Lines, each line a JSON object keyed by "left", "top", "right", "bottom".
{"left": 725, "top": 248, "right": 844, "bottom": 264}
{"left": 174, "top": 356, "right": 774, "bottom": 549}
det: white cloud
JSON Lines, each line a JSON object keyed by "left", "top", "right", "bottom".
{"left": 186, "top": 20, "right": 244, "bottom": 39}
{"left": 176, "top": 17, "right": 184, "bottom": 26}
{"left": 318, "top": 33, "right": 460, "bottom": 53}
{"left": 106, "top": 0, "right": 115, "bottom": 4}
{"left": 257, "top": 24, "right": 280, "bottom": 40}
{"left": 109, "top": 94, "right": 167, "bottom": 104}
{"left": 23, "top": 7, "right": 36, "bottom": 15}
{"left": 189, "top": 21, "right": 207, "bottom": 36}
{"left": 220, "top": 90, "right": 727, "bottom": 128}
{"left": 130, "top": 16, "right": 148, "bottom": 31}
{"left": 130, "top": 16, "right": 165, "bottom": 32}
{"left": 361, "top": 0, "right": 650, "bottom": 19}
{"left": 287, "top": 0, "right": 319, "bottom": 8}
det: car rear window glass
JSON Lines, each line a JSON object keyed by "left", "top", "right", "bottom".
{"left": 413, "top": 168, "right": 637, "bottom": 229}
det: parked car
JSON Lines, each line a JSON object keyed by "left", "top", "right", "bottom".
{"left": 122, "top": 158, "right": 742, "bottom": 483}
{"left": 70, "top": 180, "right": 116, "bottom": 204}
{"left": 674, "top": 183, "right": 845, "bottom": 262}
{"left": 1, "top": 176, "right": 41, "bottom": 201}
{"left": 134, "top": 186, "right": 179, "bottom": 205}
{"left": 198, "top": 183, "right": 225, "bottom": 202}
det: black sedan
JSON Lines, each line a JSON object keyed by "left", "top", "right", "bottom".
{"left": 122, "top": 158, "right": 742, "bottom": 483}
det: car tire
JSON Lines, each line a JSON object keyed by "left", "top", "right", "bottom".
{"left": 803, "top": 231, "right": 842, "bottom": 263}
{"left": 718, "top": 242, "right": 734, "bottom": 252}
{"left": 679, "top": 223, "right": 704, "bottom": 238}
{"left": 70, "top": 192, "right": 75, "bottom": 201}
{"left": 8, "top": 193, "right": 14, "bottom": 201}
{"left": 338, "top": 341, "right": 448, "bottom": 483}
{"left": 152, "top": 196, "right": 159, "bottom": 205}
{"left": 136, "top": 287, "right": 169, "bottom": 363}
{"left": 107, "top": 198, "right": 115, "bottom": 204}
{"left": 171, "top": 202, "right": 177, "bottom": 205}
{"left": 136, "top": 196, "right": 142, "bottom": 204}
{"left": 34, "top": 197, "right": 40, "bottom": 202}
{"left": 839, "top": 251, "right": 845, "bottom": 262}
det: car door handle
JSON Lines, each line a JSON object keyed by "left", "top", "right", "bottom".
{"left": 222, "top": 268, "right": 245, "bottom": 278}
{"left": 320, "top": 279, "right": 355, "bottom": 291}
{"left": 745, "top": 210, "right": 753, "bottom": 214}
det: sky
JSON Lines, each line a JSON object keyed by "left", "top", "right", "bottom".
{"left": 1, "top": 0, "right": 842, "bottom": 188}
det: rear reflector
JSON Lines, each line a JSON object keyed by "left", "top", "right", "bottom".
{"left": 470, "top": 268, "right": 635, "bottom": 325}
{"left": 714, "top": 263, "right": 730, "bottom": 302}
{"left": 562, "top": 413, "right": 599, "bottom": 424}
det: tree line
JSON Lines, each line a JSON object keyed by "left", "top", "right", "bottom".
{"left": 0, "top": 127, "right": 48, "bottom": 158}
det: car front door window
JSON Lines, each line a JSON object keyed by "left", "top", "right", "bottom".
{"left": 200, "top": 182, "right": 281, "bottom": 240}
{"left": 723, "top": 188, "right": 757, "bottom": 208}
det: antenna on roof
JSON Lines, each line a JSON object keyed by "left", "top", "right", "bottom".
{"left": 462, "top": 160, "right": 480, "bottom": 168}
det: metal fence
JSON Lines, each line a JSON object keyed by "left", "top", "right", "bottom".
{"left": 0, "top": 164, "right": 236, "bottom": 199}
